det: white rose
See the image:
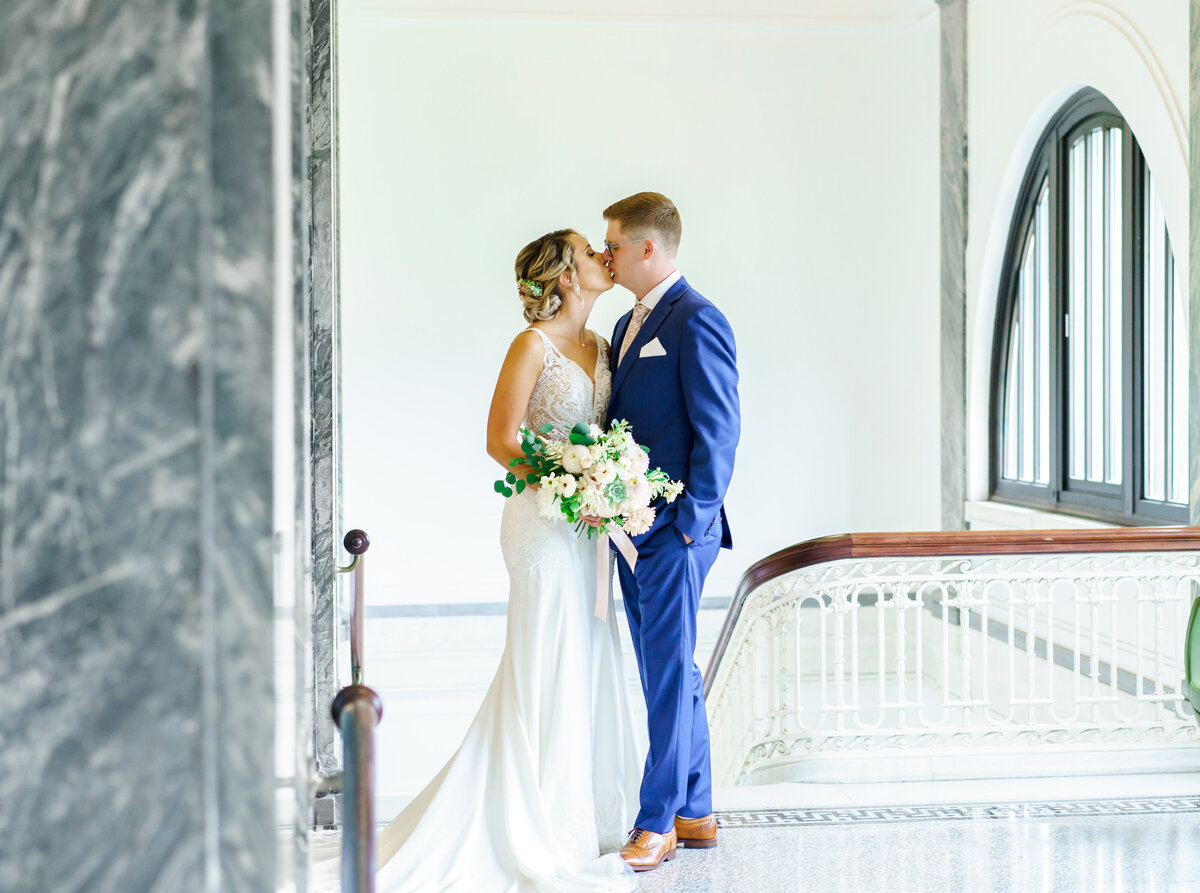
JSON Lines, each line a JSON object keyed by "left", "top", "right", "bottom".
{"left": 629, "top": 447, "right": 650, "bottom": 475}
{"left": 625, "top": 476, "right": 652, "bottom": 510}
{"left": 594, "top": 497, "right": 620, "bottom": 518}
{"left": 561, "top": 444, "right": 593, "bottom": 474}
{"left": 584, "top": 460, "right": 617, "bottom": 488}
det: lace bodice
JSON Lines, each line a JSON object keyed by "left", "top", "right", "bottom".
{"left": 524, "top": 328, "right": 611, "bottom": 436}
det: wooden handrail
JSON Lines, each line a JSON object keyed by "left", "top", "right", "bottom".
{"left": 705, "top": 526, "right": 1200, "bottom": 696}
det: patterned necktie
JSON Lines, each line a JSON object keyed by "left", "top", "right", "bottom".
{"left": 618, "top": 302, "right": 652, "bottom": 365}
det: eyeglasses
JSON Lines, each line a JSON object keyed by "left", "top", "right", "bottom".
{"left": 603, "top": 238, "right": 651, "bottom": 255}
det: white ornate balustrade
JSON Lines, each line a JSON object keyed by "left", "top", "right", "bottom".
{"left": 705, "top": 530, "right": 1200, "bottom": 786}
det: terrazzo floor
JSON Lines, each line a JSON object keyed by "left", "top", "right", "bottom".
{"left": 628, "top": 775, "right": 1200, "bottom": 893}
{"left": 635, "top": 803, "right": 1200, "bottom": 893}
{"left": 279, "top": 604, "right": 1200, "bottom": 891}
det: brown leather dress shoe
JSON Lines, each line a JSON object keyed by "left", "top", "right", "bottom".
{"left": 674, "top": 813, "right": 718, "bottom": 848}
{"left": 619, "top": 827, "right": 678, "bottom": 871}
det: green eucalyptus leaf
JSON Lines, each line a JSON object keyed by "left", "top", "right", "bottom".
{"left": 502, "top": 486, "right": 513, "bottom": 497}
{"left": 515, "top": 479, "right": 526, "bottom": 494}
{"left": 506, "top": 472, "right": 516, "bottom": 484}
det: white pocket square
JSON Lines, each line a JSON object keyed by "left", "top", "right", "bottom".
{"left": 639, "top": 337, "right": 667, "bottom": 358}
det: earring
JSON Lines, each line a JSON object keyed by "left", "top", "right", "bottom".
{"left": 573, "top": 282, "right": 584, "bottom": 306}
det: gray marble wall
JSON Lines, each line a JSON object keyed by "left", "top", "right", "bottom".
{"left": 292, "top": 0, "right": 319, "bottom": 882}
{"left": 308, "top": 0, "right": 344, "bottom": 789}
{"left": 938, "top": 0, "right": 968, "bottom": 531}
{"left": 0, "top": 0, "right": 284, "bottom": 889}
{"left": 1191, "top": 1, "right": 1200, "bottom": 526}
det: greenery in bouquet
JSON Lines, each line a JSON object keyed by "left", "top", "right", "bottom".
{"left": 494, "top": 419, "right": 684, "bottom": 538}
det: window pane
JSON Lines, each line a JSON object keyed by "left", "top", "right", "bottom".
{"left": 1021, "top": 238, "right": 1035, "bottom": 482}
{"left": 1004, "top": 325, "right": 1020, "bottom": 481}
{"left": 1037, "top": 190, "right": 1050, "bottom": 485}
{"left": 1143, "top": 169, "right": 1189, "bottom": 506}
{"left": 1069, "top": 140, "right": 1086, "bottom": 479}
{"left": 1170, "top": 256, "right": 1188, "bottom": 504}
{"left": 1144, "top": 170, "right": 1164, "bottom": 501}
{"left": 1089, "top": 128, "right": 1103, "bottom": 481}
{"left": 1000, "top": 181, "right": 1050, "bottom": 486}
{"left": 1067, "top": 125, "right": 1123, "bottom": 486}
{"left": 1106, "top": 129, "right": 1122, "bottom": 484}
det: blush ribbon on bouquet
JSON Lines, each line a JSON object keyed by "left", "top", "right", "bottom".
{"left": 594, "top": 529, "right": 638, "bottom": 621}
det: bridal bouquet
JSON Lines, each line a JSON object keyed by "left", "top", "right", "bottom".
{"left": 494, "top": 419, "right": 683, "bottom": 538}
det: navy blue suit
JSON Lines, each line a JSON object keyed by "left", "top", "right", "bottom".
{"left": 607, "top": 275, "right": 739, "bottom": 833}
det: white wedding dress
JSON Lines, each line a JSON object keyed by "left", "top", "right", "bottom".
{"left": 314, "top": 328, "right": 643, "bottom": 893}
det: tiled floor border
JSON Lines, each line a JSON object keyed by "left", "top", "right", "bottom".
{"left": 716, "top": 796, "right": 1200, "bottom": 828}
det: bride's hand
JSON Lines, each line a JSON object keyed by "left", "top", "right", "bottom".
{"left": 580, "top": 514, "right": 605, "bottom": 529}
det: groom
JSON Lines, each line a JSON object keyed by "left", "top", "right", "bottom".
{"left": 602, "top": 192, "right": 740, "bottom": 871}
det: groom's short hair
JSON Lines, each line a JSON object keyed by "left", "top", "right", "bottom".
{"left": 603, "top": 192, "right": 681, "bottom": 256}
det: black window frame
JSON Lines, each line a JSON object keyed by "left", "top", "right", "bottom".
{"left": 989, "top": 88, "right": 1188, "bottom": 526}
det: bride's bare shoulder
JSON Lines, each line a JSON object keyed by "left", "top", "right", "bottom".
{"left": 511, "top": 327, "right": 545, "bottom": 351}
{"left": 499, "top": 328, "right": 545, "bottom": 369}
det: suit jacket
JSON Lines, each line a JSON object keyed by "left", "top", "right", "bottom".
{"left": 607, "top": 276, "right": 739, "bottom": 549}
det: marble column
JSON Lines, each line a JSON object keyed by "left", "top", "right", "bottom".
{"left": 291, "top": 0, "right": 319, "bottom": 882}
{"left": 938, "top": 0, "right": 969, "bottom": 531}
{"left": 1191, "top": 1, "right": 1200, "bottom": 526}
{"left": 307, "top": 0, "right": 344, "bottom": 803}
{"left": 0, "top": 0, "right": 284, "bottom": 889}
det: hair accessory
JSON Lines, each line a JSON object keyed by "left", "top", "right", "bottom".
{"left": 517, "top": 278, "right": 544, "bottom": 300}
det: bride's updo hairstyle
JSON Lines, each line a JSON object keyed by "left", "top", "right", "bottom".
{"left": 514, "top": 229, "right": 578, "bottom": 323}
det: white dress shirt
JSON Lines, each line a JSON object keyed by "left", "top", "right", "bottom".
{"left": 637, "top": 269, "right": 682, "bottom": 313}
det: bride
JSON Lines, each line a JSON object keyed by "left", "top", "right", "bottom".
{"left": 322, "top": 229, "right": 644, "bottom": 892}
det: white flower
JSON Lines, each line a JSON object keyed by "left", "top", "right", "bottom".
{"left": 555, "top": 475, "right": 578, "bottom": 498}
{"left": 623, "top": 507, "right": 656, "bottom": 536}
{"left": 595, "top": 499, "right": 620, "bottom": 518}
{"left": 625, "top": 475, "right": 652, "bottom": 510}
{"left": 589, "top": 423, "right": 603, "bottom": 438}
{"left": 588, "top": 443, "right": 605, "bottom": 465}
{"left": 628, "top": 447, "right": 650, "bottom": 475}
{"left": 561, "top": 444, "right": 593, "bottom": 474}
{"left": 576, "top": 484, "right": 615, "bottom": 518}
{"left": 584, "top": 460, "right": 617, "bottom": 488}
{"left": 662, "top": 481, "right": 684, "bottom": 503}
{"left": 537, "top": 479, "right": 558, "bottom": 516}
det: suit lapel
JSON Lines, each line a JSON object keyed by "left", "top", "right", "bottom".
{"left": 610, "top": 277, "right": 688, "bottom": 398}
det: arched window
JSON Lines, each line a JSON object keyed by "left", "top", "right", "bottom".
{"left": 990, "top": 89, "right": 1188, "bottom": 524}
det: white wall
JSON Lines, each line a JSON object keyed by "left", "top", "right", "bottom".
{"left": 338, "top": 9, "right": 942, "bottom": 606}
{"left": 965, "top": 0, "right": 1189, "bottom": 504}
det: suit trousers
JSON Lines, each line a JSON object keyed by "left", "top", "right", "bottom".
{"left": 617, "top": 518, "right": 722, "bottom": 833}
